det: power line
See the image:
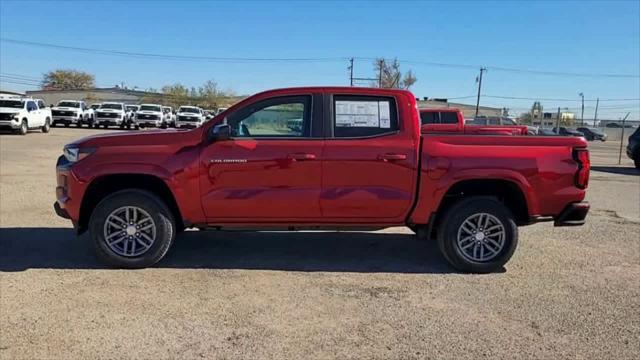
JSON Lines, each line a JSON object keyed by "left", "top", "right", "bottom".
{"left": 483, "top": 95, "right": 640, "bottom": 102}
{"left": 0, "top": 38, "right": 348, "bottom": 63}
{"left": 3, "top": 37, "right": 639, "bottom": 78}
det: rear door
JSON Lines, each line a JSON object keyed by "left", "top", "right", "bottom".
{"left": 199, "top": 93, "right": 325, "bottom": 221}
{"left": 320, "top": 93, "right": 418, "bottom": 221}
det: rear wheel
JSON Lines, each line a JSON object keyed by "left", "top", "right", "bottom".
{"left": 89, "top": 190, "right": 176, "bottom": 268}
{"left": 437, "top": 196, "right": 518, "bottom": 273}
{"left": 634, "top": 156, "right": 640, "bottom": 169}
{"left": 41, "top": 118, "right": 51, "bottom": 133}
{"left": 76, "top": 117, "right": 83, "bottom": 127}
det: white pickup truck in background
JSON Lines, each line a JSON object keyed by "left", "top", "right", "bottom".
{"left": 94, "top": 102, "right": 127, "bottom": 129}
{"left": 0, "top": 97, "right": 52, "bottom": 135}
{"left": 134, "top": 104, "right": 164, "bottom": 129}
{"left": 51, "top": 100, "right": 92, "bottom": 127}
{"left": 175, "top": 106, "right": 205, "bottom": 129}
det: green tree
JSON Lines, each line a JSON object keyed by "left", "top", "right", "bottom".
{"left": 42, "top": 69, "right": 95, "bottom": 90}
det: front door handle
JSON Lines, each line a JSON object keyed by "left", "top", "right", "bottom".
{"left": 378, "top": 153, "right": 407, "bottom": 161}
{"left": 287, "top": 153, "right": 316, "bottom": 161}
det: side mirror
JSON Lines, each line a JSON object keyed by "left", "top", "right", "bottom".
{"left": 210, "top": 123, "right": 231, "bottom": 141}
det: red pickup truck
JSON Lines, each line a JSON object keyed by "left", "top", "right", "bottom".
{"left": 55, "top": 87, "right": 590, "bottom": 273}
{"left": 419, "top": 108, "right": 529, "bottom": 135}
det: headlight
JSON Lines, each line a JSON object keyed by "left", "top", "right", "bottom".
{"left": 63, "top": 145, "right": 95, "bottom": 163}
{"left": 10, "top": 113, "right": 20, "bottom": 120}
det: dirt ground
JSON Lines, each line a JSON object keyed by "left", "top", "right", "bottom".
{"left": 1, "top": 127, "right": 639, "bottom": 359}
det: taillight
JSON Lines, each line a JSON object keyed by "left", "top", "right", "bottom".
{"left": 573, "top": 148, "right": 590, "bottom": 189}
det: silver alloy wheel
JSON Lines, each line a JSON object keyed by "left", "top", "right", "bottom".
{"left": 456, "top": 212, "right": 506, "bottom": 262}
{"left": 21, "top": 120, "right": 27, "bottom": 134}
{"left": 103, "top": 206, "right": 157, "bottom": 257}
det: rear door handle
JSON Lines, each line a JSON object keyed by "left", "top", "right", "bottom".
{"left": 287, "top": 153, "right": 316, "bottom": 161}
{"left": 378, "top": 153, "right": 407, "bottom": 161}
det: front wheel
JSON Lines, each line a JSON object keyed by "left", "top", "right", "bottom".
{"left": 89, "top": 190, "right": 176, "bottom": 268}
{"left": 634, "top": 156, "right": 640, "bottom": 169}
{"left": 437, "top": 196, "right": 518, "bottom": 273}
{"left": 41, "top": 118, "right": 51, "bottom": 133}
{"left": 18, "top": 119, "right": 28, "bottom": 135}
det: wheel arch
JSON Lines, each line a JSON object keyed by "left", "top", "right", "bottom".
{"left": 78, "top": 173, "right": 184, "bottom": 234}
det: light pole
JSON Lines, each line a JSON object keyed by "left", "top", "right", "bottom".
{"left": 578, "top": 92, "right": 584, "bottom": 126}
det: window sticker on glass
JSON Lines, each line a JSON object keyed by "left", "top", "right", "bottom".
{"left": 336, "top": 101, "right": 381, "bottom": 127}
{"left": 378, "top": 101, "right": 391, "bottom": 128}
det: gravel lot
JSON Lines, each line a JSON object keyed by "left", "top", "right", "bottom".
{"left": 1, "top": 128, "right": 639, "bottom": 359}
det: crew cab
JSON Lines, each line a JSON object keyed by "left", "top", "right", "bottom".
{"left": 54, "top": 87, "right": 591, "bottom": 273}
{"left": 0, "top": 97, "right": 52, "bottom": 135}
{"left": 94, "top": 102, "right": 127, "bottom": 129}
{"left": 134, "top": 104, "right": 164, "bottom": 129}
{"left": 175, "top": 106, "right": 205, "bottom": 128}
{"left": 420, "top": 108, "right": 529, "bottom": 135}
{"left": 52, "top": 100, "right": 91, "bottom": 127}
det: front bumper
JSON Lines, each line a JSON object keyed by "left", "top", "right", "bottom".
{"left": 176, "top": 122, "right": 199, "bottom": 129}
{"left": 96, "top": 118, "right": 123, "bottom": 126}
{"left": 0, "top": 120, "right": 21, "bottom": 130}
{"left": 554, "top": 202, "right": 590, "bottom": 226}
{"left": 136, "top": 120, "right": 162, "bottom": 127}
{"left": 53, "top": 116, "right": 80, "bottom": 124}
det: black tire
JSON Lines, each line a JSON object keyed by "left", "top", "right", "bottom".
{"left": 103, "top": 124, "right": 108, "bottom": 129}
{"left": 76, "top": 117, "right": 83, "bottom": 127}
{"left": 64, "top": 123, "right": 70, "bottom": 127}
{"left": 89, "top": 189, "right": 176, "bottom": 268}
{"left": 41, "top": 118, "right": 51, "bottom": 133}
{"left": 437, "top": 196, "right": 518, "bottom": 273}
{"left": 18, "top": 119, "right": 28, "bottom": 135}
{"left": 634, "top": 156, "right": 640, "bottom": 170}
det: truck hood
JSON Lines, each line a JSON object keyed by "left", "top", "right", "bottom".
{"left": 137, "top": 110, "right": 162, "bottom": 115}
{"left": 69, "top": 127, "right": 204, "bottom": 148}
{"left": 96, "top": 109, "right": 123, "bottom": 112}
{"left": 52, "top": 107, "right": 80, "bottom": 111}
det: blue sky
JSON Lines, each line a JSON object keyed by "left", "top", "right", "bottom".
{"left": 1, "top": 0, "right": 639, "bottom": 119}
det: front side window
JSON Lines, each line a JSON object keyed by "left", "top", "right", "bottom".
{"left": 26, "top": 101, "right": 37, "bottom": 111}
{"left": 227, "top": 96, "right": 310, "bottom": 138}
{"left": 333, "top": 95, "right": 398, "bottom": 138}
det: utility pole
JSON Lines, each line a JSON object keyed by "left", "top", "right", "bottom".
{"left": 474, "top": 67, "right": 487, "bottom": 121}
{"left": 555, "top": 107, "right": 561, "bottom": 130}
{"left": 378, "top": 59, "right": 384, "bottom": 88}
{"left": 579, "top": 92, "right": 584, "bottom": 126}
{"left": 349, "top": 58, "right": 354, "bottom": 86}
{"left": 618, "top": 112, "right": 631, "bottom": 164}
{"left": 593, "top": 98, "right": 599, "bottom": 127}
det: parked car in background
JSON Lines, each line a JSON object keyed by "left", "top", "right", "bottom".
{"left": 55, "top": 86, "right": 591, "bottom": 273}
{"left": 553, "top": 127, "right": 584, "bottom": 137}
{"left": 576, "top": 127, "right": 607, "bottom": 141}
{"left": 175, "top": 106, "right": 205, "bottom": 128}
{"left": 95, "top": 102, "right": 127, "bottom": 129}
{"left": 626, "top": 126, "right": 640, "bottom": 169}
{"left": 51, "top": 100, "right": 91, "bottom": 127}
{"left": 135, "top": 104, "right": 164, "bottom": 129}
{"left": 0, "top": 96, "right": 52, "bottom": 135}
{"left": 162, "top": 106, "right": 174, "bottom": 127}
{"left": 203, "top": 109, "right": 215, "bottom": 120}
{"left": 537, "top": 128, "right": 558, "bottom": 136}
{"left": 216, "top": 107, "right": 228, "bottom": 115}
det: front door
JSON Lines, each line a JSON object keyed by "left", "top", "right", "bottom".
{"left": 199, "top": 95, "right": 324, "bottom": 222}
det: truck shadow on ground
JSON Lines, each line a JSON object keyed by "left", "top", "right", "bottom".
{"left": 591, "top": 166, "right": 639, "bottom": 176}
{"left": 0, "top": 228, "right": 458, "bottom": 274}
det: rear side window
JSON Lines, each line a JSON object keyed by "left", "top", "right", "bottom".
{"left": 440, "top": 112, "right": 458, "bottom": 124}
{"left": 333, "top": 95, "right": 398, "bottom": 138}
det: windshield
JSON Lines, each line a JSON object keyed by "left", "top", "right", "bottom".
{"left": 179, "top": 107, "right": 199, "bottom": 114}
{"left": 0, "top": 100, "right": 24, "bottom": 108}
{"left": 58, "top": 101, "right": 80, "bottom": 108}
{"left": 126, "top": 106, "right": 139, "bottom": 111}
{"left": 101, "top": 103, "right": 123, "bottom": 110}
{"left": 90, "top": 104, "right": 101, "bottom": 109}
{"left": 163, "top": 108, "right": 170, "bottom": 113}
{"left": 140, "top": 105, "right": 161, "bottom": 112}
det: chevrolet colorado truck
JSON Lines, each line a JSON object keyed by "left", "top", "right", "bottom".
{"left": 54, "top": 87, "right": 591, "bottom": 273}
{"left": 0, "top": 96, "right": 52, "bottom": 134}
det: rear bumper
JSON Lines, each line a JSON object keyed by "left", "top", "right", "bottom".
{"left": 554, "top": 202, "right": 590, "bottom": 226}
{"left": 54, "top": 201, "right": 70, "bottom": 219}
